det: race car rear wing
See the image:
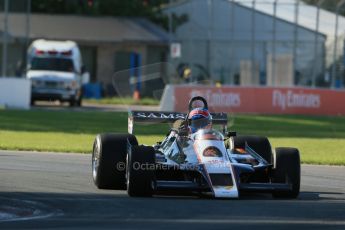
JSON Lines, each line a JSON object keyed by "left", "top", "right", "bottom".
{"left": 128, "top": 111, "right": 228, "bottom": 134}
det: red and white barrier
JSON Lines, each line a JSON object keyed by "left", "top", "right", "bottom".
{"left": 160, "top": 84, "right": 345, "bottom": 115}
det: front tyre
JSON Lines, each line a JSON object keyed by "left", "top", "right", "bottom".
{"left": 127, "top": 145, "right": 155, "bottom": 197}
{"left": 272, "top": 147, "right": 300, "bottom": 198}
{"left": 92, "top": 133, "right": 138, "bottom": 190}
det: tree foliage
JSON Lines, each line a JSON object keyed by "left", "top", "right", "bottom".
{"left": 31, "top": 0, "right": 169, "bottom": 28}
{"left": 302, "top": 0, "right": 345, "bottom": 16}
{"left": 0, "top": 0, "right": 193, "bottom": 31}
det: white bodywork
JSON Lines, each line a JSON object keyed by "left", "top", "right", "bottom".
{"left": 192, "top": 139, "right": 239, "bottom": 198}
{"left": 162, "top": 129, "right": 239, "bottom": 198}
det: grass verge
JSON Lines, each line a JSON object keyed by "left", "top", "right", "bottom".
{"left": 0, "top": 109, "right": 344, "bottom": 165}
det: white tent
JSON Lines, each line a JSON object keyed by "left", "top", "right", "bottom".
{"left": 164, "top": 0, "right": 345, "bottom": 86}
{"left": 238, "top": 0, "right": 345, "bottom": 67}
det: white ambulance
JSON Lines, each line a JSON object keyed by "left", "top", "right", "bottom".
{"left": 26, "top": 39, "right": 88, "bottom": 106}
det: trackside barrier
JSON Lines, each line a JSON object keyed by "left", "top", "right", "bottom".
{"left": 0, "top": 78, "right": 31, "bottom": 109}
{"left": 160, "top": 84, "right": 345, "bottom": 115}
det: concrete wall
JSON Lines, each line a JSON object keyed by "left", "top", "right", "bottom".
{"left": 96, "top": 43, "right": 148, "bottom": 95}
{"left": 96, "top": 43, "right": 170, "bottom": 96}
{"left": 0, "top": 78, "right": 31, "bottom": 109}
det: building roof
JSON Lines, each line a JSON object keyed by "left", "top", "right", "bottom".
{"left": 235, "top": 0, "right": 345, "bottom": 38}
{"left": 0, "top": 13, "right": 170, "bottom": 44}
{"left": 166, "top": 0, "right": 345, "bottom": 38}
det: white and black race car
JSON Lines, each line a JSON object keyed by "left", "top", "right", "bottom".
{"left": 92, "top": 96, "right": 300, "bottom": 199}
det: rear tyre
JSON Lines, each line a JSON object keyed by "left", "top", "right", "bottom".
{"left": 232, "top": 135, "right": 272, "bottom": 163}
{"left": 272, "top": 147, "right": 300, "bottom": 198}
{"left": 92, "top": 133, "right": 138, "bottom": 190}
{"left": 127, "top": 145, "right": 155, "bottom": 197}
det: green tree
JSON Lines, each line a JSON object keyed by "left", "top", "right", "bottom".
{"left": 30, "top": 0, "right": 169, "bottom": 28}
{"left": 0, "top": 0, "right": 187, "bottom": 30}
{"left": 302, "top": 0, "right": 345, "bottom": 16}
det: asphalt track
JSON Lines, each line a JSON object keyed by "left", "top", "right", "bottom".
{"left": 0, "top": 150, "right": 344, "bottom": 230}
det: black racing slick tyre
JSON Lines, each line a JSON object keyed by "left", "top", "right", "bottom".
{"left": 232, "top": 135, "right": 272, "bottom": 163}
{"left": 92, "top": 133, "right": 138, "bottom": 190}
{"left": 127, "top": 145, "right": 155, "bottom": 197}
{"left": 272, "top": 147, "right": 301, "bottom": 199}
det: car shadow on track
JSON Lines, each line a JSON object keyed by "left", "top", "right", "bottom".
{"left": 1, "top": 191, "right": 344, "bottom": 230}
{"left": 2, "top": 189, "right": 342, "bottom": 203}
{"left": 298, "top": 191, "right": 345, "bottom": 200}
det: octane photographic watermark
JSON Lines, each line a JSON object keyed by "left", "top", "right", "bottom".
{"left": 116, "top": 161, "right": 232, "bottom": 171}
{"left": 116, "top": 162, "right": 126, "bottom": 171}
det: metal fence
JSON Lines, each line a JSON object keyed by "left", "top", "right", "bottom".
{"left": 0, "top": 0, "right": 30, "bottom": 78}
{"left": 167, "top": 0, "right": 345, "bottom": 88}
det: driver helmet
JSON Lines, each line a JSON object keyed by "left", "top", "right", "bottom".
{"left": 188, "top": 108, "right": 212, "bottom": 133}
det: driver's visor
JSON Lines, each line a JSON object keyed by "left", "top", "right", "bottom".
{"left": 190, "top": 116, "right": 211, "bottom": 130}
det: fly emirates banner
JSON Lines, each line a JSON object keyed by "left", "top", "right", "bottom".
{"left": 173, "top": 86, "right": 345, "bottom": 115}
